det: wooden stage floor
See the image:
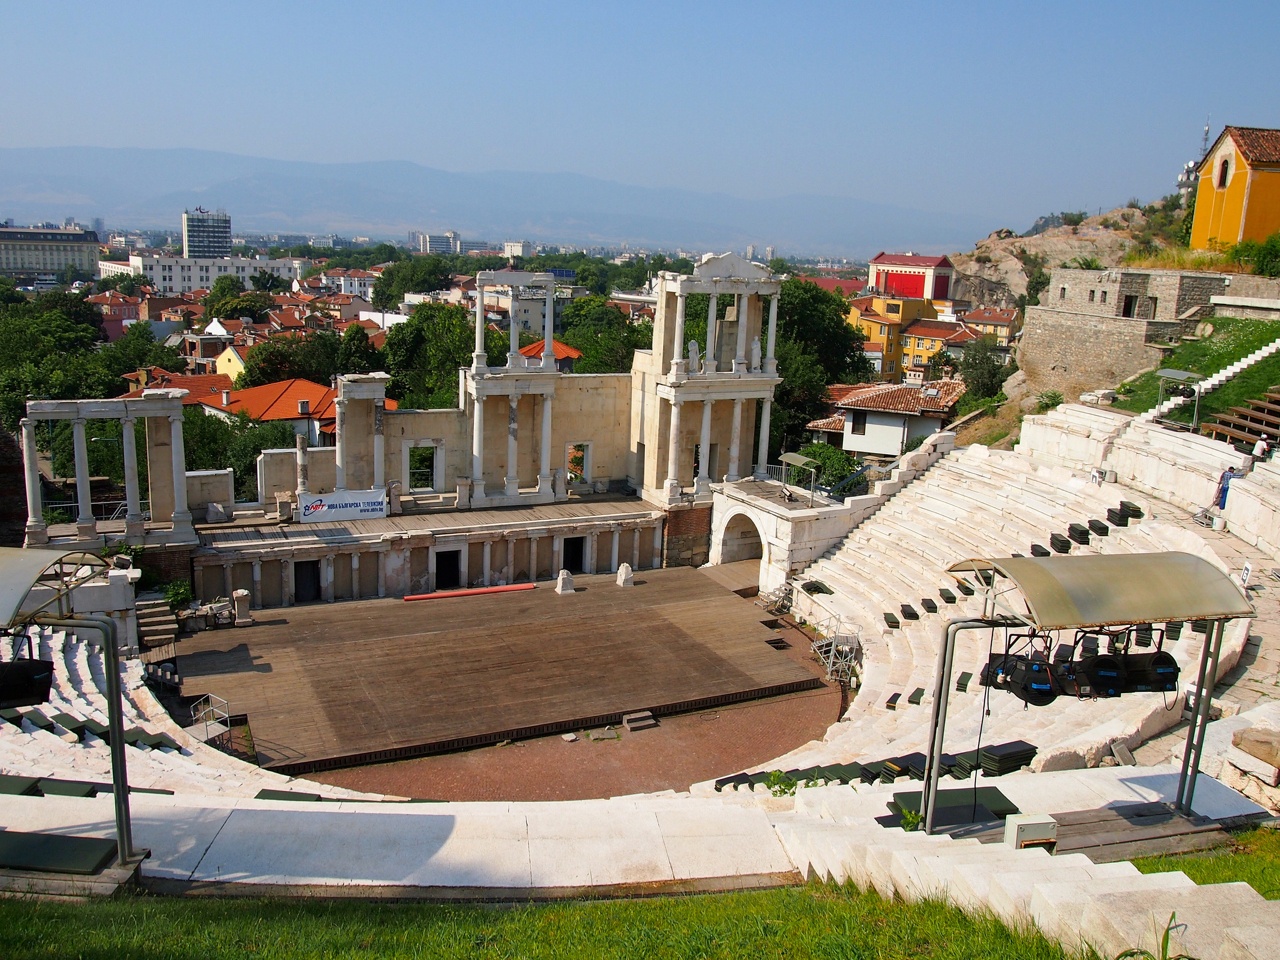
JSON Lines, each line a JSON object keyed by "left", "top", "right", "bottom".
{"left": 178, "top": 566, "right": 821, "bottom": 774}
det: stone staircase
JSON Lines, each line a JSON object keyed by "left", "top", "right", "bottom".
{"left": 768, "top": 783, "right": 1276, "bottom": 959}
{"left": 135, "top": 599, "right": 178, "bottom": 650}
{"left": 1136, "top": 334, "right": 1280, "bottom": 423}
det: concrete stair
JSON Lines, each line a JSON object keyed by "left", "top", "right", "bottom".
{"left": 135, "top": 599, "right": 179, "bottom": 648}
{"left": 1136, "top": 336, "right": 1280, "bottom": 423}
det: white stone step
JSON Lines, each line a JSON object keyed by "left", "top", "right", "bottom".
{"left": 986, "top": 859, "right": 1139, "bottom": 926}
{"left": 1220, "top": 925, "right": 1280, "bottom": 960}
{"left": 1028, "top": 871, "right": 1196, "bottom": 945}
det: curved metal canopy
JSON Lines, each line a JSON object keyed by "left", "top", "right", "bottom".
{"left": 947, "top": 552, "right": 1254, "bottom": 631}
{"left": 0, "top": 547, "right": 107, "bottom": 628}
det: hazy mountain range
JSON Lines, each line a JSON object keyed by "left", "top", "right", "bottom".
{"left": 0, "top": 147, "right": 993, "bottom": 257}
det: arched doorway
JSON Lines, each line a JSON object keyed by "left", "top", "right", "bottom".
{"left": 719, "top": 512, "right": 764, "bottom": 564}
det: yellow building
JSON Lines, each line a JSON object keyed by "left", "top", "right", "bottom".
{"left": 215, "top": 343, "right": 251, "bottom": 381}
{"left": 1190, "top": 126, "right": 1280, "bottom": 251}
{"left": 847, "top": 295, "right": 936, "bottom": 382}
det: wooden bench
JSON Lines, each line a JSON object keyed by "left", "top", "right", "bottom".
{"left": 1088, "top": 519, "right": 1109, "bottom": 537}
{"left": 955, "top": 671, "right": 973, "bottom": 693}
{"left": 939, "top": 588, "right": 957, "bottom": 604}
{"left": 884, "top": 612, "right": 901, "bottom": 629}
{"left": 920, "top": 598, "right": 938, "bottom": 614}
{"left": 885, "top": 692, "right": 901, "bottom": 711}
{"left": 908, "top": 687, "right": 926, "bottom": 706}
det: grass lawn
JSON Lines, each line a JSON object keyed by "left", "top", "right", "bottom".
{"left": 0, "top": 883, "right": 1081, "bottom": 960}
{"left": 1111, "top": 316, "right": 1280, "bottom": 421}
{"left": 1132, "top": 826, "right": 1280, "bottom": 900}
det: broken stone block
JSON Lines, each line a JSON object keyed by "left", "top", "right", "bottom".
{"left": 616, "top": 563, "right": 634, "bottom": 587}
{"left": 1233, "top": 727, "right": 1280, "bottom": 770}
{"left": 554, "top": 569, "right": 575, "bottom": 595}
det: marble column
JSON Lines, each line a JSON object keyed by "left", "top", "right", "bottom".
{"left": 504, "top": 536, "right": 515, "bottom": 584}
{"left": 72, "top": 418, "right": 96, "bottom": 538}
{"left": 766, "top": 294, "right": 779, "bottom": 375}
{"left": 470, "top": 394, "right": 486, "bottom": 500}
{"left": 351, "top": 552, "right": 361, "bottom": 601}
{"left": 505, "top": 394, "right": 519, "bottom": 497}
{"left": 473, "top": 284, "right": 487, "bottom": 373}
{"left": 704, "top": 291, "right": 718, "bottom": 373}
{"left": 755, "top": 398, "right": 773, "bottom": 479}
{"left": 552, "top": 535, "right": 562, "bottom": 575}
{"left": 670, "top": 292, "right": 687, "bottom": 376}
{"left": 542, "top": 283, "right": 555, "bottom": 369}
{"left": 20, "top": 418, "right": 47, "bottom": 545}
{"left": 322, "top": 555, "right": 335, "bottom": 602}
{"left": 283, "top": 559, "right": 294, "bottom": 607}
{"left": 651, "top": 523, "right": 663, "bottom": 570}
{"left": 610, "top": 526, "right": 620, "bottom": 574}
{"left": 427, "top": 544, "right": 437, "bottom": 593}
{"left": 295, "top": 433, "right": 310, "bottom": 496}
{"left": 630, "top": 525, "right": 641, "bottom": 570}
{"left": 377, "top": 551, "right": 386, "bottom": 598}
{"left": 120, "top": 416, "right": 143, "bottom": 538}
{"left": 508, "top": 303, "right": 521, "bottom": 369}
{"left": 169, "top": 414, "right": 192, "bottom": 533}
{"left": 733, "top": 293, "right": 749, "bottom": 373}
{"left": 459, "top": 541, "right": 470, "bottom": 588}
{"left": 222, "top": 563, "right": 233, "bottom": 599}
{"left": 664, "top": 398, "right": 682, "bottom": 496}
{"left": 538, "top": 394, "right": 553, "bottom": 493}
{"left": 372, "top": 400, "right": 385, "bottom": 489}
{"left": 696, "top": 399, "right": 713, "bottom": 492}
{"left": 586, "top": 532, "right": 597, "bottom": 575}
{"left": 482, "top": 539, "right": 492, "bottom": 586}
{"left": 333, "top": 398, "right": 348, "bottom": 491}
{"left": 528, "top": 535, "right": 539, "bottom": 582}
{"left": 727, "top": 398, "right": 744, "bottom": 482}
{"left": 251, "top": 560, "right": 262, "bottom": 609}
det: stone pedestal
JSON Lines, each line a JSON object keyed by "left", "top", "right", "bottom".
{"left": 554, "top": 569, "right": 575, "bottom": 595}
{"left": 616, "top": 563, "right": 634, "bottom": 587}
{"left": 232, "top": 588, "right": 253, "bottom": 627}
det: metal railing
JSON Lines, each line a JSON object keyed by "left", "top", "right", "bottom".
{"left": 190, "top": 694, "right": 231, "bottom": 748}
{"left": 43, "top": 499, "right": 150, "bottom": 523}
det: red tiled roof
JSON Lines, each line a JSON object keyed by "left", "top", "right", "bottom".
{"left": 121, "top": 371, "right": 233, "bottom": 405}
{"left": 823, "top": 383, "right": 881, "bottom": 405}
{"left": 200, "top": 378, "right": 398, "bottom": 422}
{"left": 805, "top": 414, "right": 846, "bottom": 432}
{"left": 862, "top": 342, "right": 883, "bottom": 354}
{"left": 836, "top": 379, "right": 966, "bottom": 415}
{"left": 797, "top": 275, "right": 867, "bottom": 298}
{"left": 518, "top": 338, "right": 583, "bottom": 360}
{"left": 871, "top": 252, "right": 954, "bottom": 269}
{"left": 1225, "top": 126, "right": 1280, "bottom": 166}
{"left": 901, "top": 319, "right": 969, "bottom": 340}
{"left": 965, "top": 307, "right": 1019, "bottom": 325}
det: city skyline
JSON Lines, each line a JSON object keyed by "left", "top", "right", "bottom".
{"left": 2, "top": 1, "right": 1278, "bottom": 252}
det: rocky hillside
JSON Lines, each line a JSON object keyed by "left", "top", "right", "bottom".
{"left": 950, "top": 203, "right": 1178, "bottom": 308}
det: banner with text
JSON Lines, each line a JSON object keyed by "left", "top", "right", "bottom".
{"left": 298, "top": 489, "right": 388, "bottom": 523}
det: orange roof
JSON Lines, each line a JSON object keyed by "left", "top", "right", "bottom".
{"left": 965, "top": 307, "right": 1019, "bottom": 325}
{"left": 1222, "top": 126, "right": 1280, "bottom": 166}
{"left": 824, "top": 383, "right": 881, "bottom": 405}
{"left": 200, "top": 377, "right": 397, "bottom": 422}
{"left": 806, "top": 414, "right": 847, "bottom": 432}
{"left": 798, "top": 276, "right": 866, "bottom": 298}
{"left": 121, "top": 371, "right": 233, "bottom": 405}
{"left": 871, "top": 252, "right": 954, "bottom": 268}
{"left": 901, "top": 319, "right": 970, "bottom": 341}
{"left": 518, "top": 338, "right": 583, "bottom": 360}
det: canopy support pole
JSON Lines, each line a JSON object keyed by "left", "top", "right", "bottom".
{"left": 922, "top": 617, "right": 1010, "bottom": 835}
{"left": 1176, "top": 618, "right": 1226, "bottom": 815}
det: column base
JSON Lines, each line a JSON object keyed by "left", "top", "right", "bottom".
{"left": 471, "top": 354, "right": 488, "bottom": 376}
{"left": 76, "top": 521, "right": 98, "bottom": 540}
{"left": 702, "top": 361, "right": 718, "bottom": 374}
{"left": 663, "top": 478, "right": 683, "bottom": 499}
{"left": 764, "top": 359, "right": 778, "bottom": 376}
{"left": 536, "top": 473, "right": 553, "bottom": 494}
{"left": 542, "top": 355, "right": 555, "bottom": 371}
{"left": 507, "top": 352, "right": 521, "bottom": 369}
{"left": 668, "top": 360, "right": 688, "bottom": 380}
{"left": 504, "top": 478, "right": 519, "bottom": 497}
{"left": 726, "top": 473, "right": 741, "bottom": 483}
{"left": 24, "top": 523, "right": 48, "bottom": 546}
{"left": 753, "top": 467, "right": 769, "bottom": 481}
{"left": 124, "top": 518, "right": 146, "bottom": 540}
{"left": 694, "top": 477, "right": 711, "bottom": 495}
{"left": 732, "top": 359, "right": 748, "bottom": 373}
{"left": 470, "top": 480, "right": 486, "bottom": 501}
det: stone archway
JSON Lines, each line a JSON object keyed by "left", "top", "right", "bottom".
{"left": 718, "top": 511, "right": 764, "bottom": 564}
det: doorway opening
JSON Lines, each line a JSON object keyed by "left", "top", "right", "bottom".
{"left": 563, "top": 536, "right": 585, "bottom": 574}
{"left": 436, "top": 549, "right": 462, "bottom": 591}
{"left": 294, "top": 560, "right": 321, "bottom": 603}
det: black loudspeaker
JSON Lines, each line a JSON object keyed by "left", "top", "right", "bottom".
{"left": 1008, "top": 655, "right": 1057, "bottom": 706}
{"left": 1078, "top": 654, "right": 1125, "bottom": 698}
{"left": 0, "top": 658, "right": 55, "bottom": 709}
{"left": 1124, "top": 651, "right": 1180, "bottom": 693}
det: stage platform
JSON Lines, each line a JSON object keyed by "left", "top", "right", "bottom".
{"left": 178, "top": 566, "right": 822, "bottom": 775}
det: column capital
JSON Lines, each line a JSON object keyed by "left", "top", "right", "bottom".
{"left": 72, "top": 417, "right": 87, "bottom": 427}
{"left": 168, "top": 414, "right": 183, "bottom": 425}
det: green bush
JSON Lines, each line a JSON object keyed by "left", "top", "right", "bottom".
{"left": 1036, "top": 390, "right": 1064, "bottom": 412}
{"left": 163, "top": 580, "right": 194, "bottom": 610}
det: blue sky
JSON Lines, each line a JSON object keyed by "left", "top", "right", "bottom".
{"left": 4, "top": 0, "right": 1278, "bottom": 233}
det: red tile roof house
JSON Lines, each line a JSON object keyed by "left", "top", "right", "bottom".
{"left": 796, "top": 275, "right": 867, "bottom": 299}
{"left": 86, "top": 291, "right": 141, "bottom": 341}
{"left": 197, "top": 379, "right": 396, "bottom": 446}
{"left": 121, "top": 368, "right": 234, "bottom": 405}
{"left": 518, "top": 338, "right": 582, "bottom": 373}
{"left": 807, "top": 379, "right": 966, "bottom": 458}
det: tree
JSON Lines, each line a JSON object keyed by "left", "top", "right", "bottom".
{"left": 797, "top": 442, "right": 861, "bottom": 487}
{"left": 559, "top": 295, "right": 652, "bottom": 373}
{"left": 96, "top": 273, "right": 150, "bottom": 297}
{"left": 236, "top": 331, "right": 341, "bottom": 388}
{"left": 203, "top": 275, "right": 246, "bottom": 319}
{"left": 1229, "top": 230, "right": 1280, "bottom": 278}
{"left": 0, "top": 277, "right": 26, "bottom": 306}
{"left": 958, "top": 335, "right": 1012, "bottom": 400}
{"left": 370, "top": 255, "right": 454, "bottom": 309}
{"left": 768, "top": 257, "right": 790, "bottom": 275}
{"left": 776, "top": 277, "right": 873, "bottom": 384}
{"left": 770, "top": 338, "right": 830, "bottom": 455}
{"left": 926, "top": 348, "right": 957, "bottom": 380}
{"left": 336, "top": 324, "right": 384, "bottom": 375}
{"left": 181, "top": 407, "right": 298, "bottom": 501}
{"left": 250, "top": 269, "right": 289, "bottom": 292}
{"left": 382, "top": 302, "right": 505, "bottom": 408}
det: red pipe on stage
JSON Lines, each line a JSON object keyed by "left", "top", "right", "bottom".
{"left": 403, "top": 582, "right": 537, "bottom": 602}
